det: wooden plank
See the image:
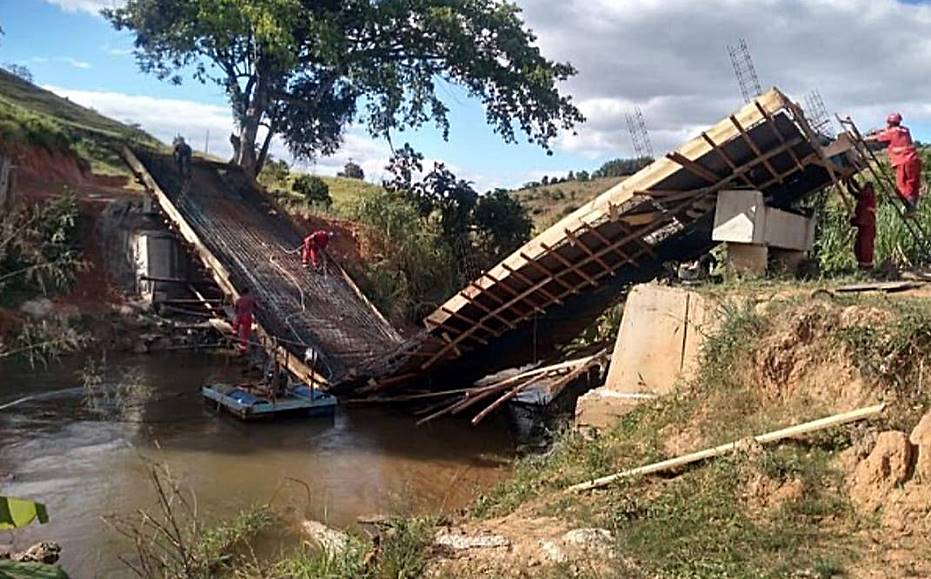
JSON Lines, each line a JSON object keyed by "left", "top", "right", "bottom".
{"left": 502, "top": 263, "right": 563, "bottom": 306}
{"left": 754, "top": 101, "right": 805, "bottom": 172}
{"left": 439, "top": 306, "right": 495, "bottom": 343}
{"left": 730, "top": 115, "right": 782, "bottom": 183}
{"left": 581, "top": 223, "right": 638, "bottom": 266}
{"left": 565, "top": 228, "right": 616, "bottom": 275}
{"left": 521, "top": 252, "right": 579, "bottom": 295}
{"left": 666, "top": 152, "right": 721, "bottom": 183}
{"left": 567, "top": 404, "right": 886, "bottom": 492}
{"left": 700, "top": 132, "right": 757, "bottom": 189}
{"left": 122, "top": 147, "right": 328, "bottom": 388}
{"left": 540, "top": 242, "right": 599, "bottom": 288}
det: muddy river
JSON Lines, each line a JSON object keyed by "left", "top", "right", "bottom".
{"left": 0, "top": 353, "right": 515, "bottom": 577}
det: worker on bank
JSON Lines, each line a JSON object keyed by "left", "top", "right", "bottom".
{"left": 865, "top": 113, "right": 923, "bottom": 216}
{"left": 173, "top": 135, "right": 193, "bottom": 181}
{"left": 302, "top": 230, "right": 335, "bottom": 271}
{"left": 850, "top": 181, "right": 877, "bottom": 271}
{"left": 231, "top": 288, "right": 256, "bottom": 354}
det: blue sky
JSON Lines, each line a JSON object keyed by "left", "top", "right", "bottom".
{"left": 2, "top": 0, "right": 931, "bottom": 190}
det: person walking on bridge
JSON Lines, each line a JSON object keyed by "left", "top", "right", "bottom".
{"left": 231, "top": 288, "right": 256, "bottom": 354}
{"left": 173, "top": 136, "right": 193, "bottom": 182}
{"left": 850, "top": 181, "right": 877, "bottom": 271}
{"left": 302, "top": 230, "right": 335, "bottom": 271}
{"left": 865, "top": 113, "right": 923, "bottom": 216}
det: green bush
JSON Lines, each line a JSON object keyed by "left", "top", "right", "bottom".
{"left": 292, "top": 174, "right": 332, "bottom": 208}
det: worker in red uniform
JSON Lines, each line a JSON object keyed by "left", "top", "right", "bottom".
{"left": 850, "top": 181, "right": 877, "bottom": 270}
{"left": 301, "top": 230, "right": 335, "bottom": 270}
{"left": 865, "top": 113, "right": 923, "bottom": 216}
{"left": 231, "top": 287, "right": 256, "bottom": 353}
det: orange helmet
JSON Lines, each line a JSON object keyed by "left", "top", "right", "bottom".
{"left": 887, "top": 113, "right": 903, "bottom": 126}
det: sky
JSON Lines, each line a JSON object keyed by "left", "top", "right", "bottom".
{"left": 1, "top": 0, "right": 931, "bottom": 191}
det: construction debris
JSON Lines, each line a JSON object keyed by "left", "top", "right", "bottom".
{"left": 567, "top": 403, "right": 886, "bottom": 492}
{"left": 415, "top": 349, "right": 608, "bottom": 425}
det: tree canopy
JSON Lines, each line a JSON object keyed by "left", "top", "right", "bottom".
{"left": 106, "top": 0, "right": 584, "bottom": 176}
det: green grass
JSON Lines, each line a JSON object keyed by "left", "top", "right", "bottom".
{"left": 463, "top": 296, "right": 931, "bottom": 577}
{"left": 509, "top": 176, "right": 625, "bottom": 231}
{"left": 0, "top": 68, "right": 154, "bottom": 145}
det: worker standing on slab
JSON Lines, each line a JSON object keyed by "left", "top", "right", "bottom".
{"left": 231, "top": 288, "right": 256, "bottom": 354}
{"left": 865, "top": 113, "right": 923, "bottom": 216}
{"left": 302, "top": 230, "right": 335, "bottom": 271}
{"left": 850, "top": 181, "right": 877, "bottom": 270}
{"left": 173, "top": 136, "right": 193, "bottom": 181}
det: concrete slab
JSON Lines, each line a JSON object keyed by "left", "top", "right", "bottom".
{"left": 726, "top": 243, "right": 768, "bottom": 277}
{"left": 764, "top": 208, "right": 815, "bottom": 251}
{"left": 712, "top": 190, "right": 765, "bottom": 244}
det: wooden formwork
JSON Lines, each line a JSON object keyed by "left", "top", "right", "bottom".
{"left": 371, "top": 88, "right": 862, "bottom": 392}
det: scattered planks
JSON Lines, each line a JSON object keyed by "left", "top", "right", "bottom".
{"left": 416, "top": 349, "right": 609, "bottom": 426}
{"left": 566, "top": 403, "right": 886, "bottom": 492}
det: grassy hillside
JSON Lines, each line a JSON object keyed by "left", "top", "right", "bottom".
{"left": 510, "top": 176, "right": 625, "bottom": 231}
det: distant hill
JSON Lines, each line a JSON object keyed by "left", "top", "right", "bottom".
{"left": 510, "top": 176, "right": 626, "bottom": 231}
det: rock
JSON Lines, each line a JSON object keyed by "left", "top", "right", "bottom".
{"left": 909, "top": 410, "right": 931, "bottom": 482}
{"left": 434, "top": 530, "right": 510, "bottom": 550}
{"left": 561, "top": 528, "right": 614, "bottom": 553}
{"left": 300, "top": 520, "right": 350, "bottom": 554}
{"left": 851, "top": 430, "right": 914, "bottom": 511}
{"left": 538, "top": 539, "right": 567, "bottom": 563}
{"left": 11, "top": 542, "right": 61, "bottom": 564}
{"left": 19, "top": 298, "right": 55, "bottom": 319}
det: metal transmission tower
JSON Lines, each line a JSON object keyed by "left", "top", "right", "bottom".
{"left": 625, "top": 107, "right": 654, "bottom": 159}
{"left": 804, "top": 90, "right": 835, "bottom": 137}
{"left": 727, "top": 38, "right": 762, "bottom": 103}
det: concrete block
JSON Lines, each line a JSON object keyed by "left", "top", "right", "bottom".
{"left": 770, "top": 249, "right": 806, "bottom": 274}
{"left": 712, "top": 190, "right": 765, "bottom": 244}
{"left": 763, "top": 208, "right": 815, "bottom": 251}
{"left": 726, "top": 243, "right": 768, "bottom": 277}
{"left": 575, "top": 389, "right": 647, "bottom": 431}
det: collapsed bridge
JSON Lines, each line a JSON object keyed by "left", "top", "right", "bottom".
{"left": 125, "top": 88, "right": 865, "bottom": 396}
{"left": 124, "top": 148, "right": 409, "bottom": 388}
{"left": 367, "top": 88, "right": 864, "bottom": 394}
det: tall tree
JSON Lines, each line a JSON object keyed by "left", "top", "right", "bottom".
{"left": 106, "top": 0, "right": 584, "bottom": 177}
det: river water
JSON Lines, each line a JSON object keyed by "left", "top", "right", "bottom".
{"left": 0, "top": 353, "right": 515, "bottom": 577}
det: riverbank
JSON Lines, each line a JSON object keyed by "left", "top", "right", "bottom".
{"left": 0, "top": 352, "right": 515, "bottom": 577}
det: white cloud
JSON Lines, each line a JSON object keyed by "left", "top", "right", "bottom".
{"left": 517, "top": 0, "right": 931, "bottom": 158}
{"left": 43, "top": 85, "right": 394, "bottom": 182}
{"left": 42, "top": 0, "right": 124, "bottom": 16}
{"left": 30, "top": 56, "right": 93, "bottom": 69}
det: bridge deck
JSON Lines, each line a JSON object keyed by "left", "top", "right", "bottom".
{"left": 371, "top": 88, "right": 862, "bottom": 392}
{"left": 124, "top": 149, "right": 407, "bottom": 387}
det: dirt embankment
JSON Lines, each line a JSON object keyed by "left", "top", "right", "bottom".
{"left": 425, "top": 295, "right": 931, "bottom": 578}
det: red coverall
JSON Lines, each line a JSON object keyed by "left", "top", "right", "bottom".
{"left": 875, "top": 126, "right": 923, "bottom": 207}
{"left": 851, "top": 183, "right": 877, "bottom": 270}
{"left": 302, "top": 231, "right": 331, "bottom": 268}
{"left": 231, "top": 294, "right": 255, "bottom": 351}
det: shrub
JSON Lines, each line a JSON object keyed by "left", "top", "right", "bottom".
{"left": 292, "top": 174, "right": 332, "bottom": 208}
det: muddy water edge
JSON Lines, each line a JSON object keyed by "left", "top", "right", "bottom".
{"left": 0, "top": 352, "right": 516, "bottom": 577}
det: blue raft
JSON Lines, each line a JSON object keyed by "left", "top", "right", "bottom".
{"left": 202, "top": 383, "right": 337, "bottom": 420}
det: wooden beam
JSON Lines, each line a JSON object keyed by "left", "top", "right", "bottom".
{"left": 581, "top": 222, "right": 639, "bottom": 266}
{"left": 754, "top": 101, "right": 805, "bottom": 172}
{"left": 666, "top": 152, "right": 721, "bottom": 183}
{"left": 565, "top": 228, "right": 616, "bottom": 276}
{"left": 700, "top": 131, "right": 757, "bottom": 189}
{"left": 521, "top": 252, "right": 579, "bottom": 295}
{"left": 438, "top": 306, "right": 494, "bottom": 343}
{"left": 540, "top": 242, "right": 599, "bottom": 288}
{"left": 730, "top": 115, "right": 782, "bottom": 183}
{"left": 502, "top": 263, "right": 564, "bottom": 306}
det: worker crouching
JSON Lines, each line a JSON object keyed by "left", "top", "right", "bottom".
{"left": 866, "top": 113, "right": 923, "bottom": 216}
{"left": 302, "top": 230, "right": 335, "bottom": 271}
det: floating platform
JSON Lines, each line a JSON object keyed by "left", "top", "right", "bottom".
{"left": 202, "top": 384, "right": 337, "bottom": 420}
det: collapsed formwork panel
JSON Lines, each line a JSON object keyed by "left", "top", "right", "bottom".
{"left": 372, "top": 88, "right": 862, "bottom": 393}
{"left": 123, "top": 148, "right": 408, "bottom": 388}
